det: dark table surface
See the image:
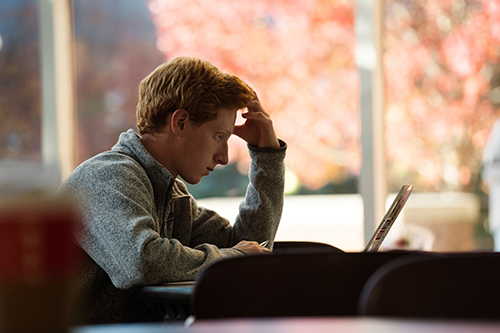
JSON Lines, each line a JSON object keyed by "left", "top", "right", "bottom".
{"left": 141, "top": 282, "right": 194, "bottom": 304}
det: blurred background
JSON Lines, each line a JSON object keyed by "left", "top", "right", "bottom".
{"left": 1, "top": 0, "right": 498, "bottom": 251}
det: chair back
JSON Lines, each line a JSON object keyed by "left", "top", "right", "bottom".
{"left": 191, "top": 251, "right": 435, "bottom": 319}
{"left": 358, "top": 253, "right": 500, "bottom": 319}
{"left": 272, "top": 241, "right": 345, "bottom": 254}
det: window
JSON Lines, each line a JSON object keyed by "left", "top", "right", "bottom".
{"left": 73, "top": 0, "right": 360, "bottom": 199}
{"left": 5, "top": 0, "right": 496, "bottom": 251}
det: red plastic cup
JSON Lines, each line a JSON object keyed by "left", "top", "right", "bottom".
{"left": 0, "top": 195, "right": 78, "bottom": 333}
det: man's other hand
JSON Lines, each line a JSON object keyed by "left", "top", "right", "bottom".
{"left": 233, "top": 240, "right": 272, "bottom": 255}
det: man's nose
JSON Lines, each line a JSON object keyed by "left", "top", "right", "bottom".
{"left": 215, "top": 143, "right": 229, "bottom": 166}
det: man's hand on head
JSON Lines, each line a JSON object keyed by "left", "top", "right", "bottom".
{"left": 233, "top": 93, "right": 280, "bottom": 149}
{"left": 232, "top": 240, "right": 272, "bottom": 255}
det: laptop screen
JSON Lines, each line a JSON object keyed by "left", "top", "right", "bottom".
{"left": 363, "top": 184, "right": 414, "bottom": 252}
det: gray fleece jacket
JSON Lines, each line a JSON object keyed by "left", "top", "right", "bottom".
{"left": 58, "top": 129, "right": 286, "bottom": 324}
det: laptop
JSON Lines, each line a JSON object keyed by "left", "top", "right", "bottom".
{"left": 363, "top": 184, "right": 414, "bottom": 252}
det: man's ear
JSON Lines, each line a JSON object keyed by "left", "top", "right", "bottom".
{"left": 171, "top": 109, "right": 189, "bottom": 137}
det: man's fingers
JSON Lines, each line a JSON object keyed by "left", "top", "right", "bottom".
{"left": 241, "top": 110, "right": 271, "bottom": 121}
{"left": 246, "top": 98, "right": 271, "bottom": 117}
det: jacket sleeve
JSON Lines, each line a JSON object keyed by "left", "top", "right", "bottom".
{"left": 189, "top": 140, "right": 287, "bottom": 249}
{"left": 58, "top": 154, "right": 242, "bottom": 289}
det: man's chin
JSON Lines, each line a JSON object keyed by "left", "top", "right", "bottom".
{"left": 179, "top": 175, "right": 202, "bottom": 185}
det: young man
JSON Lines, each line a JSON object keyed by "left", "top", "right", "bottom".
{"left": 58, "top": 57, "right": 287, "bottom": 324}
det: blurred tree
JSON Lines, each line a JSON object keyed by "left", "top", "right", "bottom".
{"left": 385, "top": 0, "right": 500, "bottom": 192}
{"left": 149, "top": 0, "right": 500, "bottom": 193}
{"left": 148, "top": 0, "right": 360, "bottom": 190}
{"left": 73, "top": 0, "right": 164, "bottom": 163}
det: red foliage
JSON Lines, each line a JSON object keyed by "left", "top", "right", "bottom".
{"left": 148, "top": 0, "right": 500, "bottom": 191}
{"left": 384, "top": 0, "right": 499, "bottom": 191}
{"left": 148, "top": 0, "right": 359, "bottom": 189}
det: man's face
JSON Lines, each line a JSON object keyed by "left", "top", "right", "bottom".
{"left": 177, "top": 108, "right": 237, "bottom": 184}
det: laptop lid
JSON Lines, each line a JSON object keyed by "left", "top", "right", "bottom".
{"left": 363, "top": 184, "right": 414, "bottom": 252}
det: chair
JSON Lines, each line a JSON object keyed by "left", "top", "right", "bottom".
{"left": 272, "top": 241, "right": 345, "bottom": 254}
{"left": 190, "top": 251, "right": 435, "bottom": 320}
{"left": 358, "top": 253, "right": 500, "bottom": 319}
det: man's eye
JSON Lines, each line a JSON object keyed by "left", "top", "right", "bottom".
{"left": 216, "top": 134, "right": 224, "bottom": 141}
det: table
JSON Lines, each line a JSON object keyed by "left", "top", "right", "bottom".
{"left": 140, "top": 282, "right": 194, "bottom": 320}
{"left": 141, "top": 283, "right": 193, "bottom": 304}
{"left": 73, "top": 317, "right": 500, "bottom": 333}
